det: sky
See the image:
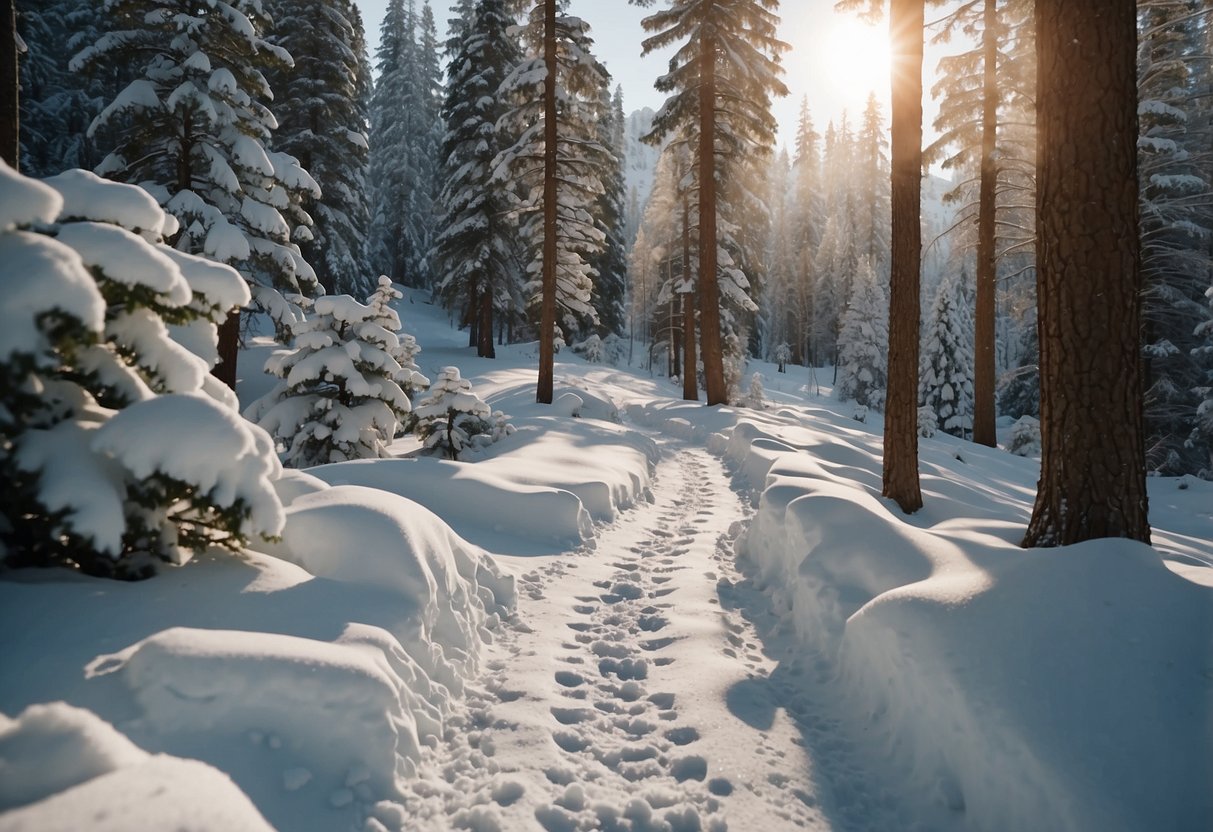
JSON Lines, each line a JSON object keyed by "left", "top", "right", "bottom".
{"left": 354, "top": 1, "right": 948, "bottom": 153}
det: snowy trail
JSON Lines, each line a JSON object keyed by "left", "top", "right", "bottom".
{"left": 391, "top": 441, "right": 895, "bottom": 832}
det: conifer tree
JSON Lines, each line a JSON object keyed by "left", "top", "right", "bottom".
{"left": 919, "top": 268, "right": 974, "bottom": 437}
{"left": 854, "top": 92, "right": 891, "bottom": 277}
{"left": 246, "top": 286, "right": 417, "bottom": 468}
{"left": 639, "top": 0, "right": 788, "bottom": 406}
{"left": 264, "top": 0, "right": 372, "bottom": 296}
{"left": 588, "top": 84, "right": 630, "bottom": 339}
{"left": 413, "top": 366, "right": 493, "bottom": 460}
{"left": 0, "top": 162, "right": 282, "bottom": 578}
{"left": 74, "top": 0, "right": 321, "bottom": 386}
{"left": 790, "top": 98, "right": 823, "bottom": 365}
{"left": 496, "top": 1, "right": 610, "bottom": 403}
{"left": 836, "top": 256, "right": 888, "bottom": 410}
{"left": 433, "top": 0, "right": 522, "bottom": 359}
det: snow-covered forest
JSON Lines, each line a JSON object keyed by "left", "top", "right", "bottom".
{"left": 1, "top": 0, "right": 1212, "bottom": 830}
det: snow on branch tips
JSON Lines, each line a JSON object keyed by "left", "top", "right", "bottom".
{"left": 0, "top": 162, "right": 281, "bottom": 580}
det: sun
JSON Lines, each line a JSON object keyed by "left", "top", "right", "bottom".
{"left": 815, "top": 15, "right": 892, "bottom": 113}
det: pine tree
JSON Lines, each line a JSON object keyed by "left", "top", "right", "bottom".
{"left": 16, "top": 0, "right": 116, "bottom": 176}
{"left": 497, "top": 1, "right": 610, "bottom": 403}
{"left": 366, "top": 276, "right": 429, "bottom": 407}
{"left": 789, "top": 98, "right": 822, "bottom": 366}
{"left": 433, "top": 0, "right": 523, "bottom": 359}
{"left": 639, "top": 0, "right": 787, "bottom": 406}
{"left": 413, "top": 366, "right": 493, "bottom": 460}
{"left": 854, "top": 92, "right": 891, "bottom": 277}
{"left": 1025, "top": 0, "right": 1150, "bottom": 546}
{"left": 0, "top": 161, "right": 282, "bottom": 578}
{"left": 1, "top": 0, "right": 15, "bottom": 168}
{"left": 835, "top": 256, "right": 888, "bottom": 410}
{"left": 246, "top": 287, "right": 416, "bottom": 468}
{"left": 587, "top": 84, "right": 630, "bottom": 339}
{"left": 919, "top": 268, "right": 974, "bottom": 437}
{"left": 74, "top": 0, "right": 321, "bottom": 385}
{"left": 264, "top": 0, "right": 372, "bottom": 296}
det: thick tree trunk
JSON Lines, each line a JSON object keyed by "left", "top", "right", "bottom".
{"left": 882, "top": 0, "right": 925, "bottom": 514}
{"left": 213, "top": 310, "right": 241, "bottom": 390}
{"left": 536, "top": 0, "right": 558, "bottom": 404}
{"left": 682, "top": 193, "right": 698, "bottom": 401}
{"left": 1023, "top": 0, "right": 1149, "bottom": 547}
{"left": 1, "top": 0, "right": 16, "bottom": 170}
{"left": 972, "top": 0, "right": 999, "bottom": 447}
{"left": 697, "top": 30, "right": 727, "bottom": 406}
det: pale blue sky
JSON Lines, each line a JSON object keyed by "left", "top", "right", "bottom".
{"left": 354, "top": 1, "right": 946, "bottom": 151}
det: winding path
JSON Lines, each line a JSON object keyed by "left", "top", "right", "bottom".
{"left": 392, "top": 441, "right": 862, "bottom": 831}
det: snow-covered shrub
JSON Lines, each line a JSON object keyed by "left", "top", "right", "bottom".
{"left": 247, "top": 288, "right": 417, "bottom": 468}
{"left": 572, "top": 334, "right": 604, "bottom": 363}
{"left": 853, "top": 404, "right": 869, "bottom": 423}
{"left": 918, "top": 405, "right": 938, "bottom": 438}
{"left": 1008, "top": 416, "right": 1042, "bottom": 457}
{"left": 723, "top": 332, "right": 745, "bottom": 404}
{"left": 746, "top": 372, "right": 767, "bottom": 410}
{"left": 491, "top": 411, "right": 516, "bottom": 442}
{"left": 413, "top": 367, "right": 493, "bottom": 460}
{"left": 0, "top": 162, "right": 283, "bottom": 578}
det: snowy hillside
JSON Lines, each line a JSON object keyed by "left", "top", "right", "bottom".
{"left": 3, "top": 283, "right": 1211, "bottom": 832}
{"left": 623, "top": 107, "right": 661, "bottom": 246}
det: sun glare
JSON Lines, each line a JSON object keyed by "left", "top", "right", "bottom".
{"left": 815, "top": 15, "right": 892, "bottom": 113}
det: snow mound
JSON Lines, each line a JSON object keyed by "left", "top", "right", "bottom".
{"left": 311, "top": 458, "right": 594, "bottom": 554}
{"left": 270, "top": 485, "right": 514, "bottom": 689}
{"left": 0, "top": 702, "right": 271, "bottom": 832}
{"left": 728, "top": 414, "right": 1213, "bottom": 832}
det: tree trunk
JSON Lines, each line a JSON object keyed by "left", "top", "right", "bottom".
{"left": 697, "top": 29, "right": 727, "bottom": 406}
{"left": 213, "top": 310, "right": 241, "bottom": 390}
{"left": 1023, "top": 0, "right": 1149, "bottom": 547}
{"left": 682, "top": 193, "right": 698, "bottom": 401}
{"left": 1, "top": 0, "right": 17, "bottom": 170}
{"left": 882, "top": 0, "right": 925, "bottom": 514}
{"left": 478, "top": 284, "right": 495, "bottom": 358}
{"left": 536, "top": 0, "right": 558, "bottom": 404}
{"left": 972, "top": 0, "right": 999, "bottom": 447}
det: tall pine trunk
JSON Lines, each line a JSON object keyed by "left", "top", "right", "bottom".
{"left": 697, "top": 30, "right": 727, "bottom": 406}
{"left": 882, "top": 0, "right": 925, "bottom": 513}
{"left": 682, "top": 192, "right": 698, "bottom": 401}
{"left": 536, "top": 0, "right": 557, "bottom": 404}
{"left": 972, "top": 0, "right": 999, "bottom": 447}
{"left": 1023, "top": 0, "right": 1149, "bottom": 547}
{"left": 1, "top": 0, "right": 16, "bottom": 170}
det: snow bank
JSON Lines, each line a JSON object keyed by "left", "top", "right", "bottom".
{"left": 726, "top": 414, "right": 1213, "bottom": 832}
{"left": 0, "top": 702, "right": 272, "bottom": 831}
{"left": 311, "top": 458, "right": 593, "bottom": 554}
{"left": 270, "top": 484, "right": 514, "bottom": 690}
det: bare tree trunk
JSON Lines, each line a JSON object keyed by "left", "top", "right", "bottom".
{"left": 882, "top": 0, "right": 925, "bottom": 514}
{"left": 536, "top": 0, "right": 558, "bottom": 404}
{"left": 213, "top": 311, "right": 241, "bottom": 390}
{"left": 682, "top": 192, "right": 698, "bottom": 401}
{"left": 972, "top": 0, "right": 999, "bottom": 447}
{"left": 1023, "top": 0, "right": 1149, "bottom": 547}
{"left": 0, "top": 0, "right": 16, "bottom": 171}
{"left": 697, "top": 30, "right": 727, "bottom": 406}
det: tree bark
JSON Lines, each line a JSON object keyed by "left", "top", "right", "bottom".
{"left": 536, "top": 0, "right": 558, "bottom": 404}
{"left": 972, "top": 0, "right": 999, "bottom": 447}
{"left": 882, "top": 0, "right": 925, "bottom": 514}
{"left": 478, "top": 283, "right": 495, "bottom": 359}
{"left": 213, "top": 310, "right": 241, "bottom": 390}
{"left": 697, "top": 28, "right": 727, "bottom": 406}
{"left": 0, "top": 0, "right": 16, "bottom": 171}
{"left": 682, "top": 192, "right": 698, "bottom": 401}
{"left": 1023, "top": 0, "right": 1149, "bottom": 547}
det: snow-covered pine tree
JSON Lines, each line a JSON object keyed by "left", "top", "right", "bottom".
{"left": 411, "top": 2, "right": 445, "bottom": 288}
{"left": 246, "top": 285, "right": 416, "bottom": 468}
{"left": 496, "top": 1, "right": 610, "bottom": 400}
{"left": 433, "top": 0, "right": 523, "bottom": 359}
{"left": 16, "top": 1, "right": 116, "bottom": 176}
{"left": 413, "top": 366, "right": 493, "bottom": 460}
{"left": 854, "top": 92, "right": 891, "bottom": 280}
{"left": 789, "top": 98, "right": 822, "bottom": 366}
{"left": 587, "top": 83, "right": 629, "bottom": 340}
{"left": 1138, "top": 0, "right": 1213, "bottom": 475}
{"left": 639, "top": 0, "right": 787, "bottom": 406}
{"left": 365, "top": 275, "right": 429, "bottom": 404}
{"left": 264, "top": 0, "right": 372, "bottom": 296}
{"left": 73, "top": 0, "right": 321, "bottom": 368}
{"left": 835, "top": 256, "right": 887, "bottom": 410}
{"left": 0, "top": 161, "right": 282, "bottom": 578}
{"left": 920, "top": 268, "right": 975, "bottom": 437}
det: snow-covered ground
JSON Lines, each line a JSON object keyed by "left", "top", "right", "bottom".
{"left": 3, "top": 288, "right": 1211, "bottom": 832}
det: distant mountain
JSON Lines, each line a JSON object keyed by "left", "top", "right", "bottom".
{"left": 623, "top": 107, "right": 660, "bottom": 249}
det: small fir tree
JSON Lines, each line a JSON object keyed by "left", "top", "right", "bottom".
{"left": 835, "top": 256, "right": 888, "bottom": 410}
{"left": 920, "top": 269, "right": 975, "bottom": 437}
{"left": 413, "top": 366, "right": 492, "bottom": 460}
